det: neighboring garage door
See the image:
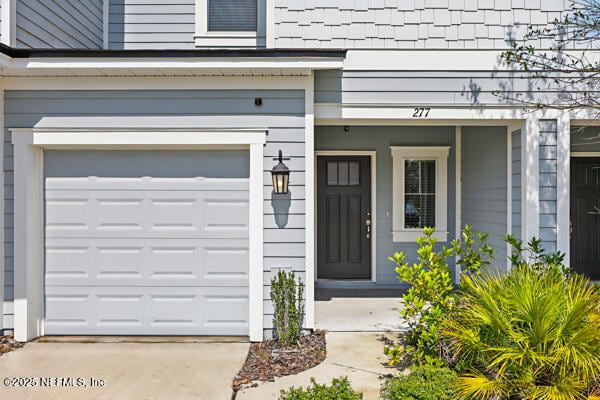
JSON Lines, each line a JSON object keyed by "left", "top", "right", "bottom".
{"left": 43, "top": 150, "right": 250, "bottom": 335}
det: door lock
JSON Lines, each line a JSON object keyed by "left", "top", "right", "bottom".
{"left": 366, "top": 212, "right": 371, "bottom": 239}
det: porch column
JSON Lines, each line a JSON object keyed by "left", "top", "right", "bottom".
{"left": 522, "top": 113, "right": 540, "bottom": 241}
{"left": 12, "top": 132, "right": 44, "bottom": 342}
{"left": 556, "top": 112, "right": 571, "bottom": 264}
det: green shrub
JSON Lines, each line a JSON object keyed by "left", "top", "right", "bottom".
{"left": 385, "top": 226, "right": 493, "bottom": 366}
{"left": 278, "top": 377, "right": 362, "bottom": 400}
{"left": 381, "top": 365, "right": 459, "bottom": 400}
{"left": 442, "top": 262, "right": 600, "bottom": 400}
{"left": 270, "top": 270, "right": 304, "bottom": 346}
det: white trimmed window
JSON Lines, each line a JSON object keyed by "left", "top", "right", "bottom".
{"left": 195, "top": 0, "right": 258, "bottom": 47}
{"left": 391, "top": 146, "right": 450, "bottom": 242}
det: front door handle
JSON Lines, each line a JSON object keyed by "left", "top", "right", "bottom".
{"left": 366, "top": 212, "right": 371, "bottom": 239}
{"left": 587, "top": 206, "right": 600, "bottom": 215}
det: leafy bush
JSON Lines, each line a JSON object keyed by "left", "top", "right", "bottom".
{"left": 442, "top": 262, "right": 600, "bottom": 400}
{"left": 381, "top": 365, "right": 459, "bottom": 400}
{"left": 270, "top": 270, "right": 304, "bottom": 346}
{"left": 278, "top": 377, "right": 362, "bottom": 400}
{"left": 385, "top": 226, "right": 493, "bottom": 366}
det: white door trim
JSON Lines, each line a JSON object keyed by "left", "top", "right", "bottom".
{"left": 314, "top": 150, "right": 377, "bottom": 283}
{"left": 10, "top": 128, "right": 266, "bottom": 342}
{"left": 522, "top": 113, "right": 540, "bottom": 241}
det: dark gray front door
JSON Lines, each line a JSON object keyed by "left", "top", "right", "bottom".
{"left": 570, "top": 157, "right": 600, "bottom": 280}
{"left": 317, "top": 156, "right": 371, "bottom": 279}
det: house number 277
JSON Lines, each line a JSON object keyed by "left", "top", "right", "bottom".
{"left": 412, "top": 107, "right": 431, "bottom": 118}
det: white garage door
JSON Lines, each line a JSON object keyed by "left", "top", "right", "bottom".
{"left": 43, "top": 151, "right": 250, "bottom": 336}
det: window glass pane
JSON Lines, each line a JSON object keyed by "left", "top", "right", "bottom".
{"left": 208, "top": 0, "right": 257, "bottom": 32}
{"left": 404, "top": 160, "right": 436, "bottom": 229}
{"left": 338, "top": 162, "right": 349, "bottom": 186}
{"left": 349, "top": 162, "right": 360, "bottom": 185}
{"left": 327, "top": 162, "right": 338, "bottom": 186}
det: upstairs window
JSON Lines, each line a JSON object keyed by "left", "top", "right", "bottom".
{"left": 208, "top": 0, "right": 257, "bottom": 32}
{"left": 196, "top": 0, "right": 258, "bottom": 47}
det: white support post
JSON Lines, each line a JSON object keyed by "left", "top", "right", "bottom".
{"left": 506, "top": 126, "right": 512, "bottom": 271}
{"left": 249, "top": 142, "right": 264, "bottom": 342}
{"left": 521, "top": 113, "right": 540, "bottom": 241}
{"left": 556, "top": 112, "right": 571, "bottom": 264}
{"left": 12, "top": 133, "right": 44, "bottom": 342}
{"left": 455, "top": 126, "right": 462, "bottom": 283}
{"left": 304, "top": 73, "right": 315, "bottom": 330}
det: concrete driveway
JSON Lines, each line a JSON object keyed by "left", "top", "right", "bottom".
{"left": 0, "top": 339, "right": 249, "bottom": 400}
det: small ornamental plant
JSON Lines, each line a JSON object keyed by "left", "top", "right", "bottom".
{"left": 270, "top": 270, "right": 305, "bottom": 346}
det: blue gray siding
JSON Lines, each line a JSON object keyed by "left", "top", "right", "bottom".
{"left": 3, "top": 89, "right": 306, "bottom": 337}
{"left": 512, "top": 129, "right": 521, "bottom": 240}
{"left": 539, "top": 120, "right": 558, "bottom": 253}
{"left": 315, "top": 70, "right": 571, "bottom": 107}
{"left": 461, "top": 126, "right": 508, "bottom": 271}
{"left": 108, "top": 0, "right": 267, "bottom": 49}
{"left": 315, "top": 126, "right": 456, "bottom": 285}
{"left": 16, "top": 0, "right": 103, "bottom": 48}
{"left": 109, "top": 0, "right": 195, "bottom": 49}
{"left": 275, "top": 0, "right": 572, "bottom": 48}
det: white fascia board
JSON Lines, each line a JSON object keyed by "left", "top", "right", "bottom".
{"left": 344, "top": 49, "right": 600, "bottom": 71}
{"left": 6, "top": 57, "right": 343, "bottom": 72}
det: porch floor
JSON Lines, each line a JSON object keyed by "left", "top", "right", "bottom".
{"left": 315, "top": 289, "right": 407, "bottom": 332}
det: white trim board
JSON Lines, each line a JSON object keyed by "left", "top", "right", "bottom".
{"left": 506, "top": 127, "right": 513, "bottom": 272}
{"left": 521, "top": 113, "right": 540, "bottom": 241}
{"left": 454, "top": 127, "right": 462, "bottom": 283}
{"left": 304, "top": 75, "right": 315, "bottom": 330}
{"left": 9, "top": 128, "right": 266, "bottom": 342}
{"left": 314, "top": 151, "right": 377, "bottom": 283}
{"left": 570, "top": 152, "right": 600, "bottom": 157}
{"left": 390, "top": 146, "right": 450, "bottom": 243}
{"left": 1, "top": 0, "right": 16, "bottom": 47}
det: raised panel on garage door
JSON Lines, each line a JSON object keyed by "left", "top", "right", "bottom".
{"left": 43, "top": 150, "right": 250, "bottom": 336}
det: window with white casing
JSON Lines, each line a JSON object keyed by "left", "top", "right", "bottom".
{"left": 195, "top": 0, "right": 258, "bottom": 47}
{"left": 391, "top": 146, "right": 450, "bottom": 242}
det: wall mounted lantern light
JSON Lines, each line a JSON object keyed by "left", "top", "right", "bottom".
{"left": 271, "top": 150, "right": 290, "bottom": 194}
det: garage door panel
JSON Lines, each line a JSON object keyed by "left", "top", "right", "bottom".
{"left": 46, "top": 189, "right": 249, "bottom": 239}
{"left": 44, "top": 286, "right": 249, "bottom": 335}
{"left": 45, "top": 178, "right": 250, "bottom": 191}
{"left": 44, "top": 150, "right": 250, "bottom": 336}
{"left": 46, "top": 238, "right": 249, "bottom": 287}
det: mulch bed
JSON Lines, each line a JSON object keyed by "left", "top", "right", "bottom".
{"left": 232, "top": 330, "right": 326, "bottom": 392}
{"left": 0, "top": 335, "right": 23, "bottom": 355}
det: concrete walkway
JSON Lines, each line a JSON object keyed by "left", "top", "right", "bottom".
{"left": 0, "top": 340, "right": 249, "bottom": 400}
{"left": 236, "top": 332, "right": 400, "bottom": 400}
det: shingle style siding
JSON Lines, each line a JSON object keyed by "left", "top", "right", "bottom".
{"left": 3, "top": 90, "right": 307, "bottom": 338}
{"left": 275, "top": 0, "right": 573, "bottom": 48}
{"left": 16, "top": 0, "right": 104, "bottom": 48}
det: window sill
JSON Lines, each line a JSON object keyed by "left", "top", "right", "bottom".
{"left": 392, "top": 230, "right": 448, "bottom": 243}
{"left": 195, "top": 32, "right": 257, "bottom": 47}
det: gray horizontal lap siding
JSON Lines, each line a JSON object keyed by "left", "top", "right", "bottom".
{"left": 315, "top": 125, "right": 457, "bottom": 285}
{"left": 461, "top": 127, "right": 508, "bottom": 273}
{"left": 316, "top": 70, "right": 582, "bottom": 107}
{"left": 3, "top": 89, "right": 306, "bottom": 338}
{"left": 275, "top": 0, "right": 573, "bottom": 49}
{"left": 16, "top": 0, "right": 103, "bottom": 48}
{"left": 109, "top": 0, "right": 196, "bottom": 49}
{"left": 539, "top": 120, "right": 557, "bottom": 253}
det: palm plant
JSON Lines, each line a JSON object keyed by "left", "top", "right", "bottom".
{"left": 442, "top": 266, "right": 600, "bottom": 400}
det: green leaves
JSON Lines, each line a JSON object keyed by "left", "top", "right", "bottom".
{"left": 385, "top": 226, "right": 493, "bottom": 367}
{"left": 271, "top": 270, "right": 304, "bottom": 347}
{"left": 279, "top": 377, "right": 363, "bottom": 400}
{"left": 441, "top": 265, "right": 600, "bottom": 400}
